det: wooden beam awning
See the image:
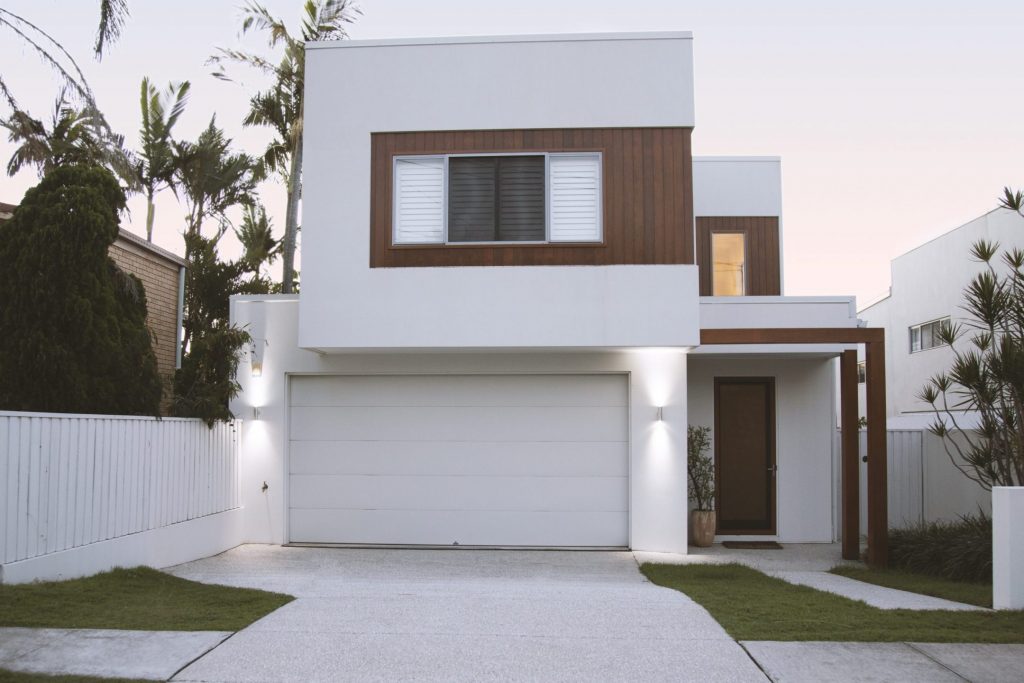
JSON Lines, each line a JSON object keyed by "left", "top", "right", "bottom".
{"left": 699, "top": 327, "right": 888, "bottom": 568}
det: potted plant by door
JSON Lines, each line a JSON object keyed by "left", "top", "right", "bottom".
{"left": 687, "top": 425, "right": 716, "bottom": 547}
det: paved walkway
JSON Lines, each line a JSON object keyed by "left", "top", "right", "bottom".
{"left": 636, "top": 542, "right": 986, "bottom": 610}
{"left": 0, "top": 627, "right": 230, "bottom": 680}
{"left": 743, "top": 641, "right": 1024, "bottom": 682}
{"left": 167, "top": 545, "right": 768, "bottom": 682}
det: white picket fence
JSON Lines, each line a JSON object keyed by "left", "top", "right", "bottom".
{"left": 0, "top": 411, "right": 240, "bottom": 566}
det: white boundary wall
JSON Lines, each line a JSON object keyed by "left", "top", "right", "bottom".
{"left": 0, "top": 411, "right": 242, "bottom": 583}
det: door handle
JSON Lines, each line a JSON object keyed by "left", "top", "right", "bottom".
{"left": 767, "top": 465, "right": 778, "bottom": 475}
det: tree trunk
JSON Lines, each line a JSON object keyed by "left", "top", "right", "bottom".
{"left": 145, "top": 192, "right": 155, "bottom": 242}
{"left": 281, "top": 132, "right": 303, "bottom": 294}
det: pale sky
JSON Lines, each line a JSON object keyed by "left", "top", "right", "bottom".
{"left": 1, "top": 1, "right": 1022, "bottom": 307}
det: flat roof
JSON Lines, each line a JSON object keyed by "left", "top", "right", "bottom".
{"left": 308, "top": 31, "right": 693, "bottom": 50}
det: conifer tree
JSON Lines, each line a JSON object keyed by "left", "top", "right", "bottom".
{"left": 0, "top": 165, "right": 162, "bottom": 415}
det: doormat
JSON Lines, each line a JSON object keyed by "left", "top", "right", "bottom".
{"left": 722, "top": 541, "right": 783, "bottom": 550}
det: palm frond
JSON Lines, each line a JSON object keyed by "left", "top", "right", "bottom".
{"left": 0, "top": 9, "right": 97, "bottom": 107}
{"left": 95, "top": 0, "right": 130, "bottom": 59}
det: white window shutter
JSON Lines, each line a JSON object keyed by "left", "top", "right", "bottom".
{"left": 548, "top": 153, "right": 602, "bottom": 242}
{"left": 394, "top": 156, "right": 445, "bottom": 244}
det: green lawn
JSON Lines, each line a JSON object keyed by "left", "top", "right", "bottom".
{"left": 0, "top": 670, "right": 152, "bottom": 683}
{"left": 830, "top": 565, "right": 992, "bottom": 608}
{"left": 640, "top": 562, "right": 1024, "bottom": 643}
{"left": 0, "top": 567, "right": 293, "bottom": 631}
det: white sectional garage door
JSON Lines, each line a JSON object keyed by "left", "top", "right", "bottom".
{"left": 288, "top": 374, "right": 628, "bottom": 547}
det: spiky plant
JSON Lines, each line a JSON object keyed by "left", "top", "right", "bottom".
{"left": 919, "top": 237, "right": 1024, "bottom": 490}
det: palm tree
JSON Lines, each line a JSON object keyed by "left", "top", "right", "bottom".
{"left": 1, "top": 90, "right": 132, "bottom": 180}
{"left": 235, "top": 204, "right": 280, "bottom": 278}
{"left": 210, "top": 0, "right": 360, "bottom": 294}
{"left": 173, "top": 117, "right": 258, "bottom": 242}
{"left": 137, "top": 78, "right": 190, "bottom": 241}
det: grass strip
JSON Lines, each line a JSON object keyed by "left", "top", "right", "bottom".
{"left": 0, "top": 670, "right": 153, "bottom": 682}
{"left": 640, "top": 562, "right": 1023, "bottom": 643}
{"left": 830, "top": 565, "right": 991, "bottom": 608}
{"left": 0, "top": 567, "right": 292, "bottom": 631}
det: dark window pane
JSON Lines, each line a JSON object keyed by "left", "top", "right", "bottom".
{"left": 448, "top": 156, "right": 545, "bottom": 242}
{"left": 448, "top": 157, "right": 496, "bottom": 241}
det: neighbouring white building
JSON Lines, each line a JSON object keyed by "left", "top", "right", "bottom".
{"left": 856, "top": 207, "right": 1024, "bottom": 523}
{"left": 230, "top": 32, "right": 886, "bottom": 559}
{"left": 859, "top": 207, "right": 1024, "bottom": 424}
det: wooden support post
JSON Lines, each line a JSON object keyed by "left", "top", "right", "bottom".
{"left": 865, "top": 336, "right": 888, "bottom": 568}
{"left": 840, "top": 350, "right": 860, "bottom": 561}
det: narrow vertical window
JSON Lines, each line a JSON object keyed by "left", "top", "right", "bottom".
{"left": 711, "top": 232, "right": 746, "bottom": 296}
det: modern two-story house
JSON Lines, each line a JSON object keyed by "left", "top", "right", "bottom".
{"left": 231, "top": 32, "right": 889, "bottom": 563}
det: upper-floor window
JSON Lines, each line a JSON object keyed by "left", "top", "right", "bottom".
{"left": 711, "top": 232, "right": 746, "bottom": 296}
{"left": 393, "top": 152, "right": 602, "bottom": 245}
{"left": 909, "top": 317, "right": 949, "bottom": 353}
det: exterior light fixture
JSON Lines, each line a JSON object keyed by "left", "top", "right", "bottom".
{"left": 250, "top": 339, "right": 267, "bottom": 377}
{"left": 656, "top": 406, "right": 664, "bottom": 421}
{"left": 252, "top": 406, "right": 261, "bottom": 420}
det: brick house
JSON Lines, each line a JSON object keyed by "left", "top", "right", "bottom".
{"left": 0, "top": 201, "right": 186, "bottom": 413}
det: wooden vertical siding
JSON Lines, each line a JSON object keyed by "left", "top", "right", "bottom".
{"left": 370, "top": 128, "right": 694, "bottom": 267}
{"left": 0, "top": 412, "right": 239, "bottom": 565}
{"left": 696, "top": 216, "right": 781, "bottom": 296}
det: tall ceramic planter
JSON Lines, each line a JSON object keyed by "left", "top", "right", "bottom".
{"left": 690, "top": 510, "right": 716, "bottom": 547}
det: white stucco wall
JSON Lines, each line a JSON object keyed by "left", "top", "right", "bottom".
{"left": 692, "top": 157, "right": 782, "bottom": 218}
{"left": 859, "top": 208, "right": 1024, "bottom": 417}
{"left": 299, "top": 33, "right": 699, "bottom": 352}
{"left": 232, "top": 296, "right": 691, "bottom": 553}
{"left": 687, "top": 356, "right": 837, "bottom": 542}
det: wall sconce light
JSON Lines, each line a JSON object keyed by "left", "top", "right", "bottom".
{"left": 656, "top": 406, "right": 664, "bottom": 421}
{"left": 252, "top": 406, "right": 261, "bottom": 420}
{"left": 250, "top": 338, "right": 267, "bottom": 377}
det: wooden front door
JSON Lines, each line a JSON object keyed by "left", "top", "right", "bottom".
{"left": 714, "top": 377, "right": 776, "bottom": 534}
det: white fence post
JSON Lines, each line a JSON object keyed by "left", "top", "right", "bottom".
{"left": 993, "top": 487, "right": 1024, "bottom": 610}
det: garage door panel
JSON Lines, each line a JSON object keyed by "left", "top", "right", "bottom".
{"left": 290, "top": 509, "right": 628, "bottom": 547}
{"left": 289, "top": 441, "right": 629, "bottom": 477}
{"left": 290, "top": 474, "right": 629, "bottom": 512}
{"left": 287, "top": 374, "right": 628, "bottom": 547}
{"left": 290, "top": 374, "right": 627, "bottom": 408}
{"left": 290, "top": 405, "right": 627, "bottom": 443}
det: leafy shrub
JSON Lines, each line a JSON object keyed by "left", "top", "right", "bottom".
{"left": 888, "top": 512, "right": 992, "bottom": 583}
{"left": 687, "top": 425, "right": 714, "bottom": 511}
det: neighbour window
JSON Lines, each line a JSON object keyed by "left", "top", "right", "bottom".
{"left": 392, "top": 153, "right": 602, "bottom": 245}
{"left": 857, "top": 361, "right": 866, "bottom": 384}
{"left": 909, "top": 317, "right": 949, "bottom": 353}
{"left": 711, "top": 232, "right": 746, "bottom": 296}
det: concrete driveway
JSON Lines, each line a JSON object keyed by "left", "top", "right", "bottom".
{"left": 168, "top": 545, "right": 766, "bottom": 682}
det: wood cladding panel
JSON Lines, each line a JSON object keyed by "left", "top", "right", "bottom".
{"left": 696, "top": 216, "right": 781, "bottom": 296}
{"left": 370, "top": 128, "right": 693, "bottom": 268}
